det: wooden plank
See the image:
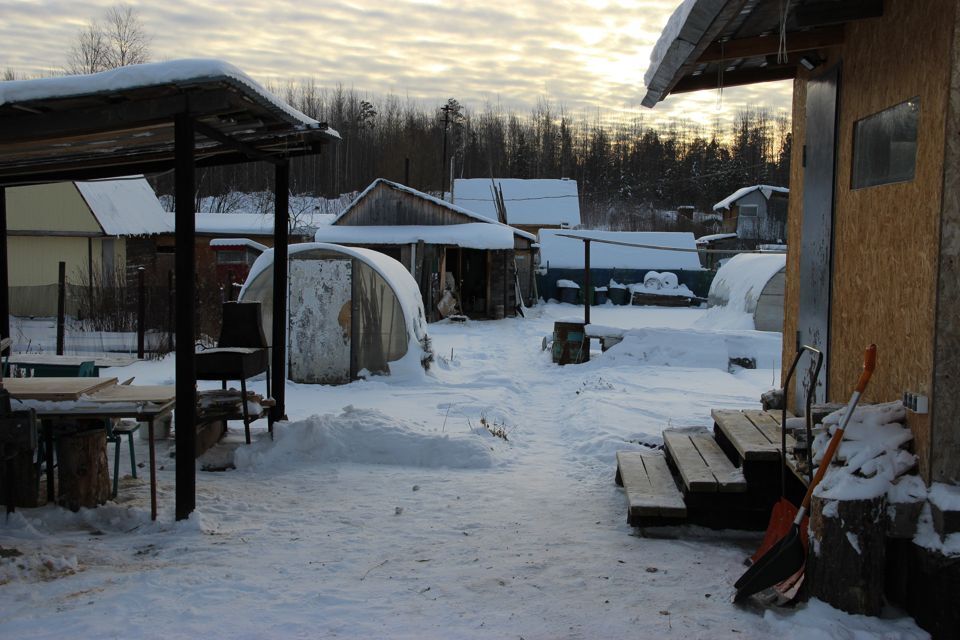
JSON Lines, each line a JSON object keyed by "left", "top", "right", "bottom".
{"left": 616, "top": 451, "right": 686, "bottom": 520}
{"left": 744, "top": 410, "right": 798, "bottom": 452}
{"left": 8, "top": 354, "right": 136, "bottom": 368}
{"left": 688, "top": 433, "right": 747, "bottom": 493}
{"left": 4, "top": 377, "right": 117, "bottom": 401}
{"left": 87, "top": 385, "right": 175, "bottom": 404}
{"left": 711, "top": 409, "right": 780, "bottom": 461}
{"left": 663, "top": 430, "right": 717, "bottom": 492}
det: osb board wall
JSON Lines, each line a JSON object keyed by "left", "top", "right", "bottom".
{"left": 931, "top": 6, "right": 960, "bottom": 484}
{"left": 830, "top": 0, "right": 955, "bottom": 480}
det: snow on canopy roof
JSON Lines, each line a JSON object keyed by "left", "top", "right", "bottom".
{"left": 452, "top": 178, "right": 581, "bottom": 227}
{"left": 209, "top": 238, "right": 268, "bottom": 252}
{"left": 713, "top": 185, "right": 789, "bottom": 211}
{"left": 241, "top": 242, "right": 427, "bottom": 345}
{"left": 538, "top": 229, "right": 703, "bottom": 270}
{"left": 315, "top": 223, "right": 517, "bottom": 250}
{"left": 0, "top": 59, "right": 339, "bottom": 138}
{"left": 75, "top": 177, "right": 173, "bottom": 236}
{"left": 334, "top": 178, "right": 535, "bottom": 241}
{"left": 696, "top": 232, "right": 738, "bottom": 245}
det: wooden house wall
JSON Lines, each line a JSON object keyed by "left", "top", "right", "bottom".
{"left": 487, "top": 249, "right": 517, "bottom": 317}
{"left": 339, "top": 183, "right": 477, "bottom": 226}
{"left": 783, "top": 0, "right": 956, "bottom": 480}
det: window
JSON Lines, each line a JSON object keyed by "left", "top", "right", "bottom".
{"left": 852, "top": 98, "right": 920, "bottom": 189}
{"left": 739, "top": 204, "right": 759, "bottom": 217}
{"left": 215, "top": 250, "right": 246, "bottom": 264}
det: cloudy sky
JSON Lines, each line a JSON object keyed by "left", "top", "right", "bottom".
{"left": 1, "top": 0, "right": 792, "bottom": 125}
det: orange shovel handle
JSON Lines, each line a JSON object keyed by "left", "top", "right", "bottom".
{"left": 855, "top": 344, "right": 877, "bottom": 393}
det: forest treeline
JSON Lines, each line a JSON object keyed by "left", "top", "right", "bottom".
{"left": 151, "top": 84, "right": 791, "bottom": 231}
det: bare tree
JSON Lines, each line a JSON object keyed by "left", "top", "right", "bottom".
{"left": 65, "top": 4, "right": 150, "bottom": 74}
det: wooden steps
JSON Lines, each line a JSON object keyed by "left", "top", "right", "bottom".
{"left": 616, "top": 409, "right": 809, "bottom": 531}
{"left": 615, "top": 451, "right": 686, "bottom": 527}
{"left": 663, "top": 428, "right": 746, "bottom": 493}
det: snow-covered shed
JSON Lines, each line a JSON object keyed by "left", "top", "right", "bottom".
{"left": 451, "top": 178, "right": 581, "bottom": 236}
{"left": 239, "top": 243, "right": 430, "bottom": 384}
{"left": 536, "top": 229, "right": 708, "bottom": 301}
{"left": 5, "top": 177, "right": 172, "bottom": 316}
{"left": 704, "top": 253, "right": 785, "bottom": 331}
{"left": 712, "top": 184, "right": 789, "bottom": 249}
{"left": 317, "top": 179, "right": 537, "bottom": 321}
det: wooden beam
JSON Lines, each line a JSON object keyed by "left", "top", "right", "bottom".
{"left": 271, "top": 161, "right": 289, "bottom": 424}
{"left": 795, "top": 0, "right": 883, "bottom": 28}
{"left": 671, "top": 65, "right": 797, "bottom": 94}
{"left": 174, "top": 112, "right": 197, "bottom": 522}
{"left": 697, "top": 26, "right": 844, "bottom": 63}
{"left": 0, "top": 188, "right": 8, "bottom": 341}
{"left": 193, "top": 119, "right": 282, "bottom": 166}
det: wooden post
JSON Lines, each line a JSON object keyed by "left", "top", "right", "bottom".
{"left": 56, "top": 261, "right": 66, "bottom": 355}
{"left": 137, "top": 266, "right": 145, "bottom": 359}
{"left": 0, "top": 188, "right": 9, "bottom": 341}
{"left": 174, "top": 112, "right": 197, "bottom": 521}
{"left": 271, "top": 161, "right": 289, "bottom": 424}
{"left": 167, "top": 269, "right": 174, "bottom": 353}
{"left": 56, "top": 428, "right": 110, "bottom": 511}
{"left": 583, "top": 239, "right": 591, "bottom": 326}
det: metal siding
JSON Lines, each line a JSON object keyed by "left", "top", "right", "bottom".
{"left": 797, "top": 64, "right": 840, "bottom": 410}
{"left": 288, "top": 259, "right": 352, "bottom": 384}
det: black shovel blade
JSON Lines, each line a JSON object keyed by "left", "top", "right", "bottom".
{"left": 733, "top": 525, "right": 805, "bottom": 602}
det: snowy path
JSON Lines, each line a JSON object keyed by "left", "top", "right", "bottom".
{"left": 0, "top": 305, "right": 926, "bottom": 639}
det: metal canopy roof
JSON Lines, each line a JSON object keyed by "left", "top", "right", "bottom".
{"left": 642, "top": 0, "right": 883, "bottom": 108}
{"left": 0, "top": 64, "right": 339, "bottom": 186}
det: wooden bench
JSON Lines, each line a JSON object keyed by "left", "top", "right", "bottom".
{"left": 615, "top": 450, "right": 686, "bottom": 526}
{"left": 663, "top": 427, "right": 746, "bottom": 493}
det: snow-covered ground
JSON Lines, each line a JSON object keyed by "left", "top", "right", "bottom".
{"left": 0, "top": 304, "right": 926, "bottom": 638}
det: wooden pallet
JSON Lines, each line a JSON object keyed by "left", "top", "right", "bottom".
{"left": 663, "top": 427, "right": 746, "bottom": 493}
{"left": 615, "top": 450, "right": 686, "bottom": 526}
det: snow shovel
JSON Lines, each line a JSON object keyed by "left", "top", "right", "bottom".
{"left": 734, "top": 344, "right": 876, "bottom": 603}
{"left": 749, "top": 344, "right": 823, "bottom": 564}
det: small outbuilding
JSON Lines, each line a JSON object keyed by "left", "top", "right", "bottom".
{"left": 238, "top": 242, "right": 431, "bottom": 384}
{"left": 712, "top": 185, "right": 789, "bottom": 249}
{"left": 705, "top": 253, "right": 786, "bottom": 332}
{"left": 316, "top": 179, "right": 537, "bottom": 321}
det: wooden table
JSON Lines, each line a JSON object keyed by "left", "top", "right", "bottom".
{"left": 5, "top": 354, "right": 136, "bottom": 377}
{"left": 5, "top": 378, "right": 174, "bottom": 520}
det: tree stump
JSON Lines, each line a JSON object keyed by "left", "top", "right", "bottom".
{"left": 56, "top": 428, "right": 110, "bottom": 511}
{"left": 806, "top": 494, "right": 886, "bottom": 616}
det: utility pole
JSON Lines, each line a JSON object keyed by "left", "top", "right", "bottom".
{"left": 440, "top": 102, "right": 452, "bottom": 198}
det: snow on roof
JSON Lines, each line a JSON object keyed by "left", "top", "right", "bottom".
{"left": 334, "top": 179, "right": 535, "bottom": 241}
{"left": 452, "top": 178, "right": 581, "bottom": 227}
{"left": 193, "top": 211, "right": 334, "bottom": 236}
{"left": 241, "top": 242, "right": 428, "bottom": 346}
{"left": 74, "top": 177, "right": 173, "bottom": 236}
{"left": 644, "top": 0, "right": 700, "bottom": 89}
{"left": 538, "top": 229, "right": 703, "bottom": 270}
{"left": 713, "top": 185, "right": 789, "bottom": 211}
{"left": 315, "top": 223, "right": 517, "bottom": 250}
{"left": 209, "top": 238, "right": 268, "bottom": 252}
{"left": 696, "top": 232, "right": 738, "bottom": 245}
{"left": 0, "top": 59, "right": 339, "bottom": 138}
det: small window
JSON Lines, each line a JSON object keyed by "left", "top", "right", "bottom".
{"left": 739, "top": 204, "right": 759, "bottom": 217}
{"left": 216, "top": 250, "right": 246, "bottom": 264}
{"left": 852, "top": 98, "right": 920, "bottom": 189}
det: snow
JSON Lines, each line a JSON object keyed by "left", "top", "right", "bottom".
{"left": 74, "top": 177, "right": 173, "bottom": 236}
{"left": 0, "top": 59, "right": 340, "bottom": 138}
{"left": 696, "top": 232, "right": 738, "bottom": 245}
{"left": 538, "top": 229, "right": 703, "bottom": 270}
{"left": 209, "top": 238, "right": 268, "bottom": 252}
{"left": 452, "top": 178, "right": 581, "bottom": 227}
{"left": 929, "top": 482, "right": 960, "bottom": 511}
{"left": 914, "top": 503, "right": 960, "bottom": 556}
{"left": 643, "top": 0, "right": 699, "bottom": 88}
{"left": 195, "top": 213, "right": 277, "bottom": 236}
{"left": 700, "top": 253, "right": 786, "bottom": 330}
{"left": 315, "top": 222, "right": 518, "bottom": 250}
{"left": 0, "top": 304, "right": 928, "bottom": 638}
{"left": 556, "top": 279, "right": 580, "bottom": 289}
{"left": 713, "top": 185, "right": 790, "bottom": 211}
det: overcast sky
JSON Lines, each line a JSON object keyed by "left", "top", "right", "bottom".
{"left": 1, "top": 0, "right": 792, "bottom": 125}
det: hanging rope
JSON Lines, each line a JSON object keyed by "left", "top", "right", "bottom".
{"left": 778, "top": 0, "right": 792, "bottom": 64}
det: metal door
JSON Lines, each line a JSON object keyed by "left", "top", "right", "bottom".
{"left": 288, "top": 258, "right": 352, "bottom": 384}
{"left": 797, "top": 65, "right": 840, "bottom": 410}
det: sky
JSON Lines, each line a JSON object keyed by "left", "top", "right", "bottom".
{"left": 0, "top": 0, "right": 792, "bottom": 126}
